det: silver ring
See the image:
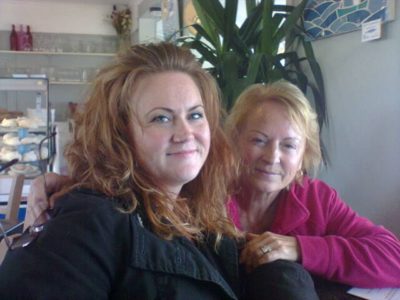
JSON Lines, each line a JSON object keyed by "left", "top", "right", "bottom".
{"left": 260, "top": 245, "right": 272, "bottom": 255}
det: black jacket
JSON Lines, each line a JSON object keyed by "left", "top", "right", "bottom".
{"left": 0, "top": 189, "right": 240, "bottom": 300}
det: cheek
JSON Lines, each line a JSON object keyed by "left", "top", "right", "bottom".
{"left": 284, "top": 153, "right": 304, "bottom": 174}
{"left": 199, "top": 122, "right": 211, "bottom": 153}
{"left": 240, "top": 145, "right": 260, "bottom": 165}
{"left": 132, "top": 127, "right": 168, "bottom": 158}
{"left": 238, "top": 133, "right": 260, "bottom": 165}
{"left": 143, "top": 131, "right": 169, "bottom": 151}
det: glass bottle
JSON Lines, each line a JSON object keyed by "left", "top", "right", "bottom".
{"left": 10, "top": 24, "right": 18, "bottom": 51}
{"left": 17, "top": 25, "right": 25, "bottom": 51}
{"left": 26, "top": 25, "right": 33, "bottom": 51}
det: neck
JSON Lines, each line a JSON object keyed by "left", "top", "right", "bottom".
{"left": 235, "top": 184, "right": 282, "bottom": 233}
{"left": 164, "top": 183, "right": 183, "bottom": 201}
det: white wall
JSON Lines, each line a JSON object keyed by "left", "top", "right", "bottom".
{"left": 315, "top": 5, "right": 400, "bottom": 236}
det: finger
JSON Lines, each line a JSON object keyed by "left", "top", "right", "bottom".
{"left": 24, "top": 196, "right": 48, "bottom": 230}
{"left": 245, "top": 248, "right": 276, "bottom": 273}
{"left": 246, "top": 232, "right": 259, "bottom": 241}
{"left": 240, "top": 244, "right": 258, "bottom": 266}
{"left": 47, "top": 174, "right": 70, "bottom": 207}
{"left": 241, "top": 241, "right": 272, "bottom": 268}
{"left": 244, "top": 235, "right": 267, "bottom": 251}
{"left": 240, "top": 238, "right": 263, "bottom": 262}
{"left": 241, "top": 236, "right": 268, "bottom": 262}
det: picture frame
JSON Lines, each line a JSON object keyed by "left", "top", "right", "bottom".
{"left": 304, "top": 0, "right": 396, "bottom": 40}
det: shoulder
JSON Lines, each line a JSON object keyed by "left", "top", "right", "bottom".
{"left": 52, "top": 188, "right": 128, "bottom": 220}
{"left": 46, "top": 189, "right": 134, "bottom": 243}
{"left": 288, "top": 176, "right": 342, "bottom": 215}
{"left": 291, "top": 176, "right": 337, "bottom": 200}
{"left": 54, "top": 188, "right": 117, "bottom": 210}
{"left": 0, "top": 189, "right": 134, "bottom": 299}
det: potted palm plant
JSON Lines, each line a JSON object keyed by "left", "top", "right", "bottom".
{"left": 177, "top": 0, "right": 326, "bottom": 129}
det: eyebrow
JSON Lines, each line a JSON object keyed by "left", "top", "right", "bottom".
{"left": 145, "top": 104, "right": 204, "bottom": 117}
{"left": 250, "top": 130, "right": 302, "bottom": 142}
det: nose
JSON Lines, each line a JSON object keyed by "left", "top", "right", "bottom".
{"left": 172, "top": 118, "right": 193, "bottom": 143}
{"left": 262, "top": 142, "right": 280, "bottom": 164}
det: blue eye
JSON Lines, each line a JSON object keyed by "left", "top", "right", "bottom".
{"left": 189, "top": 112, "right": 204, "bottom": 120}
{"left": 283, "top": 143, "right": 297, "bottom": 150}
{"left": 151, "top": 115, "right": 170, "bottom": 123}
{"left": 251, "top": 137, "right": 266, "bottom": 145}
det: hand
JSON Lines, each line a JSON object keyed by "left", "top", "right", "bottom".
{"left": 240, "top": 232, "right": 300, "bottom": 273}
{"left": 24, "top": 173, "right": 69, "bottom": 229}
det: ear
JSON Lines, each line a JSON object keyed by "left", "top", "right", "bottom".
{"left": 298, "top": 146, "right": 306, "bottom": 172}
{"left": 295, "top": 160, "right": 304, "bottom": 182}
{"left": 297, "top": 158, "right": 303, "bottom": 172}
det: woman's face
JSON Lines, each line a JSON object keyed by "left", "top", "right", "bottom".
{"left": 130, "top": 71, "right": 210, "bottom": 195}
{"left": 238, "top": 100, "right": 305, "bottom": 194}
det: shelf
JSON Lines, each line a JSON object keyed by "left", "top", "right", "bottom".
{"left": 0, "top": 78, "right": 48, "bottom": 92}
{"left": 50, "top": 81, "right": 89, "bottom": 85}
{"left": 0, "top": 78, "right": 90, "bottom": 86}
{"left": 0, "top": 50, "right": 115, "bottom": 57}
{"left": 0, "top": 126, "right": 48, "bottom": 134}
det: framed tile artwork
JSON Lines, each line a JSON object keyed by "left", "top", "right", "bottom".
{"left": 304, "top": 0, "right": 395, "bottom": 40}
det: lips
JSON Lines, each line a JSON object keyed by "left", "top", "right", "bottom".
{"left": 254, "top": 168, "right": 282, "bottom": 176}
{"left": 167, "top": 149, "right": 198, "bottom": 156}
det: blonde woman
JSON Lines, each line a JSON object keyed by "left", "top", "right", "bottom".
{"left": 226, "top": 81, "right": 400, "bottom": 293}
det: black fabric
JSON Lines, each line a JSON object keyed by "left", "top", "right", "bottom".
{"left": 312, "top": 275, "right": 354, "bottom": 300}
{"left": 0, "top": 189, "right": 240, "bottom": 300}
{"left": 244, "top": 259, "right": 319, "bottom": 300}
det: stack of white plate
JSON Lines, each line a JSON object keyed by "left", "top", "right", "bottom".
{"left": 9, "top": 163, "right": 42, "bottom": 179}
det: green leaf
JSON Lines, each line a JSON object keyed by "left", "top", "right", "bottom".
{"left": 246, "top": 53, "right": 264, "bottom": 85}
{"left": 260, "top": 0, "right": 274, "bottom": 54}
{"left": 302, "top": 40, "right": 325, "bottom": 97}
{"left": 180, "top": 38, "right": 218, "bottom": 67}
{"left": 239, "top": 3, "right": 262, "bottom": 44}
{"left": 223, "top": 0, "right": 238, "bottom": 52}
{"left": 246, "top": 0, "right": 257, "bottom": 16}
{"left": 274, "top": 0, "right": 308, "bottom": 44}
{"left": 189, "top": 24, "right": 219, "bottom": 49}
{"left": 193, "top": 0, "right": 225, "bottom": 31}
{"left": 192, "top": 0, "right": 222, "bottom": 51}
{"left": 220, "top": 52, "right": 240, "bottom": 84}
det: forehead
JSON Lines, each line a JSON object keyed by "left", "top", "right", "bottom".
{"left": 245, "top": 100, "right": 302, "bottom": 136}
{"left": 132, "top": 71, "right": 203, "bottom": 112}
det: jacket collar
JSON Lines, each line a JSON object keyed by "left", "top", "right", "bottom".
{"left": 130, "top": 213, "right": 239, "bottom": 300}
{"left": 270, "top": 182, "right": 310, "bottom": 234}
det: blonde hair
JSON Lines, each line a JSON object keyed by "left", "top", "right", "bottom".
{"left": 63, "top": 43, "right": 238, "bottom": 242}
{"left": 225, "top": 80, "right": 322, "bottom": 178}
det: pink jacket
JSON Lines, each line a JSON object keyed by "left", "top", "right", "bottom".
{"left": 228, "top": 176, "right": 400, "bottom": 287}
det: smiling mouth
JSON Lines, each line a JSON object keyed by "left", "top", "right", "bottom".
{"left": 167, "top": 149, "right": 197, "bottom": 156}
{"left": 255, "top": 169, "right": 281, "bottom": 176}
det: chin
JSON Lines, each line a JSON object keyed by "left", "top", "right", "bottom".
{"left": 252, "top": 181, "right": 283, "bottom": 194}
{"left": 176, "top": 169, "right": 202, "bottom": 185}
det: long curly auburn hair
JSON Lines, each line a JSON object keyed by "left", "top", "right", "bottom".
{"left": 63, "top": 43, "right": 238, "bottom": 243}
